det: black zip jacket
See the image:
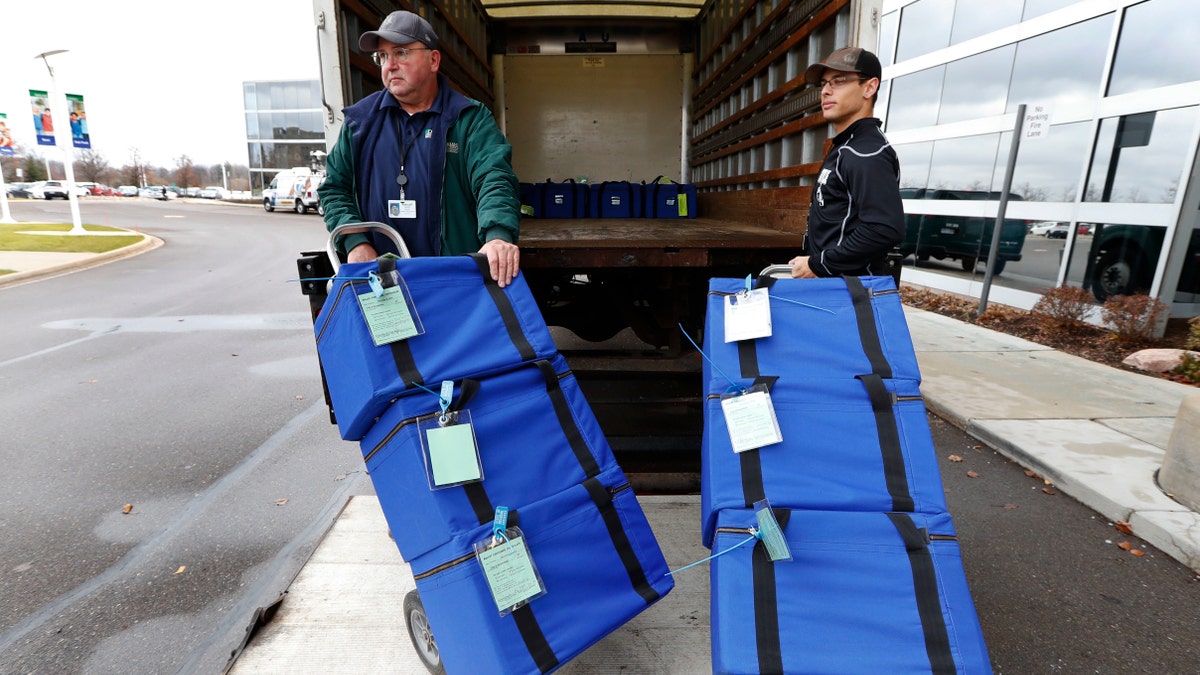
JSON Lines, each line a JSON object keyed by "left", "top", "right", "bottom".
{"left": 804, "top": 117, "right": 905, "bottom": 277}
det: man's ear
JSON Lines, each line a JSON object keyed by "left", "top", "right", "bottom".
{"left": 864, "top": 77, "right": 879, "bottom": 99}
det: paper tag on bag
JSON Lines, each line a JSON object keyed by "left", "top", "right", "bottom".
{"left": 475, "top": 528, "right": 547, "bottom": 615}
{"left": 358, "top": 286, "right": 420, "bottom": 345}
{"left": 721, "top": 385, "right": 783, "bottom": 452}
{"left": 724, "top": 288, "right": 772, "bottom": 342}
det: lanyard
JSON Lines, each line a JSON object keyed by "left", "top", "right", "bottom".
{"left": 395, "top": 114, "right": 421, "bottom": 200}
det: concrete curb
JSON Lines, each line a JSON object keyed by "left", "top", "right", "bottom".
{"left": 0, "top": 234, "right": 163, "bottom": 290}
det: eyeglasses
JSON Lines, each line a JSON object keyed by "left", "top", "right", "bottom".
{"left": 817, "top": 74, "right": 867, "bottom": 90}
{"left": 371, "top": 47, "right": 431, "bottom": 67}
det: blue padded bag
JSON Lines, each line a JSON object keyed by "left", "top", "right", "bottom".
{"left": 588, "top": 181, "right": 642, "bottom": 218}
{"left": 710, "top": 509, "right": 991, "bottom": 675}
{"left": 412, "top": 465, "right": 674, "bottom": 674}
{"left": 539, "top": 179, "right": 588, "bottom": 218}
{"left": 314, "top": 254, "right": 557, "bottom": 440}
{"left": 703, "top": 275, "right": 920, "bottom": 393}
{"left": 361, "top": 354, "right": 620, "bottom": 566}
{"left": 699, "top": 376, "right": 949, "bottom": 547}
{"left": 643, "top": 176, "right": 698, "bottom": 219}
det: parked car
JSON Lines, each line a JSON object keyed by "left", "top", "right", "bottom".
{"left": 139, "top": 186, "right": 176, "bottom": 200}
{"left": 184, "top": 187, "right": 202, "bottom": 198}
{"left": 1046, "top": 223, "right": 1070, "bottom": 239}
{"left": 5, "top": 182, "right": 32, "bottom": 198}
{"left": 899, "top": 188, "right": 1028, "bottom": 275}
{"left": 117, "top": 185, "right": 139, "bottom": 197}
{"left": 75, "top": 182, "right": 96, "bottom": 196}
{"left": 28, "top": 180, "right": 70, "bottom": 200}
{"left": 1029, "top": 221, "right": 1059, "bottom": 236}
{"left": 262, "top": 167, "right": 312, "bottom": 213}
{"left": 200, "top": 186, "right": 228, "bottom": 199}
{"left": 299, "top": 171, "right": 326, "bottom": 214}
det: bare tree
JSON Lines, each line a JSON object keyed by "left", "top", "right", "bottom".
{"left": 75, "top": 149, "right": 111, "bottom": 183}
{"left": 174, "top": 154, "right": 198, "bottom": 189}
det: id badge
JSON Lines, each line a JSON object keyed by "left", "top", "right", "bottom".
{"left": 388, "top": 199, "right": 417, "bottom": 219}
{"left": 720, "top": 384, "right": 783, "bottom": 452}
{"left": 418, "top": 410, "right": 483, "bottom": 490}
{"left": 474, "top": 527, "right": 547, "bottom": 616}
{"left": 724, "top": 288, "right": 772, "bottom": 342}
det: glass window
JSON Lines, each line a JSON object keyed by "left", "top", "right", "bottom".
{"left": 1084, "top": 106, "right": 1197, "bottom": 203}
{"left": 1108, "top": 0, "right": 1200, "bottom": 96}
{"left": 927, "top": 133, "right": 1002, "bottom": 191}
{"left": 878, "top": 10, "right": 898, "bottom": 68}
{"left": 951, "top": 0, "right": 1024, "bottom": 44}
{"left": 884, "top": 65, "right": 945, "bottom": 131}
{"left": 254, "top": 84, "right": 272, "bottom": 111}
{"left": 245, "top": 113, "right": 260, "bottom": 141}
{"left": 895, "top": 0, "right": 954, "bottom": 62}
{"left": 1006, "top": 14, "right": 1113, "bottom": 114}
{"left": 1066, "top": 223, "right": 1167, "bottom": 301}
{"left": 938, "top": 45, "right": 1015, "bottom": 124}
{"left": 243, "top": 83, "right": 257, "bottom": 111}
{"left": 993, "top": 121, "right": 1092, "bottom": 201}
{"left": 1173, "top": 229, "right": 1200, "bottom": 302}
{"left": 894, "top": 141, "right": 933, "bottom": 190}
{"left": 1022, "top": 0, "right": 1079, "bottom": 21}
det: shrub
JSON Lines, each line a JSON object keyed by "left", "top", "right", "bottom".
{"left": 1100, "top": 294, "right": 1169, "bottom": 344}
{"left": 1188, "top": 316, "right": 1200, "bottom": 350}
{"left": 1173, "top": 352, "right": 1200, "bottom": 384}
{"left": 1031, "top": 285, "right": 1093, "bottom": 331}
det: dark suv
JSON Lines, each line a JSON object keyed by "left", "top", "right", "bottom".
{"left": 899, "top": 188, "right": 1028, "bottom": 275}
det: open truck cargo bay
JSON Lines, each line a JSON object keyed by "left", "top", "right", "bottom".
{"left": 313, "top": 0, "right": 878, "bottom": 349}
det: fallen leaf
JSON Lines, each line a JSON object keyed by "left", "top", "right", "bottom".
{"left": 948, "top": 455, "right": 964, "bottom": 462}
{"left": 1041, "top": 487, "right": 1056, "bottom": 495}
{"left": 1024, "top": 469, "right": 1037, "bottom": 478}
{"left": 1043, "top": 478, "right": 1053, "bottom": 486}
{"left": 1130, "top": 549, "right": 1145, "bottom": 557}
{"left": 173, "top": 565, "right": 186, "bottom": 575}
{"left": 1002, "top": 503, "right": 1019, "bottom": 510}
{"left": 1114, "top": 521, "right": 1133, "bottom": 535}
{"left": 275, "top": 498, "right": 289, "bottom": 506}
{"left": 966, "top": 470, "right": 980, "bottom": 478}
{"left": 122, "top": 504, "right": 133, "bottom": 514}
{"left": 1117, "top": 541, "right": 1132, "bottom": 551}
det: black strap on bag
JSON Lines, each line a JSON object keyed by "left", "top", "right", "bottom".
{"left": 856, "top": 373, "right": 915, "bottom": 512}
{"left": 375, "top": 256, "right": 426, "bottom": 388}
{"left": 733, "top": 375, "right": 779, "bottom": 508}
{"left": 887, "top": 513, "right": 957, "bottom": 675}
{"left": 511, "top": 603, "right": 559, "bottom": 674}
{"left": 535, "top": 360, "right": 602, "bottom": 478}
{"left": 583, "top": 478, "right": 660, "bottom": 604}
{"left": 470, "top": 253, "right": 538, "bottom": 362}
{"left": 844, "top": 276, "right": 893, "bottom": 379}
{"left": 752, "top": 508, "right": 791, "bottom": 675}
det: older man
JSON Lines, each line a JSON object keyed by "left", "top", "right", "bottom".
{"left": 319, "top": 10, "right": 522, "bottom": 286}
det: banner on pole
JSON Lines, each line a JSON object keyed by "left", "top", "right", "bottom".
{"left": 30, "top": 90, "right": 56, "bottom": 147}
{"left": 66, "top": 93, "right": 91, "bottom": 149}
{"left": 0, "top": 113, "right": 14, "bottom": 156}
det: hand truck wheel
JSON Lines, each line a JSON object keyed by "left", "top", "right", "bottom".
{"left": 404, "top": 589, "right": 446, "bottom": 674}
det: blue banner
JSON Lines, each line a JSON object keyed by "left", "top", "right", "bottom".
{"left": 30, "top": 90, "right": 55, "bottom": 147}
{"left": 0, "top": 113, "right": 13, "bottom": 156}
{"left": 66, "top": 93, "right": 91, "bottom": 149}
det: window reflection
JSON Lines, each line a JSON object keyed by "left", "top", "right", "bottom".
{"left": 1108, "top": 0, "right": 1200, "bottom": 96}
{"left": 928, "top": 134, "right": 1001, "bottom": 192}
{"left": 1084, "top": 106, "right": 1196, "bottom": 203}
{"left": 878, "top": 10, "right": 898, "bottom": 67}
{"left": 992, "top": 121, "right": 1092, "bottom": 202}
{"left": 243, "top": 83, "right": 257, "bottom": 110}
{"left": 894, "top": 141, "right": 933, "bottom": 189}
{"left": 1173, "top": 229, "right": 1200, "bottom": 303}
{"left": 938, "top": 45, "right": 1014, "bottom": 124}
{"left": 885, "top": 65, "right": 944, "bottom": 131}
{"left": 951, "top": 0, "right": 1024, "bottom": 44}
{"left": 1022, "top": 0, "right": 1079, "bottom": 21}
{"left": 245, "top": 113, "right": 259, "bottom": 141}
{"left": 1068, "top": 223, "right": 1168, "bottom": 301}
{"left": 895, "top": 0, "right": 954, "bottom": 62}
{"left": 1006, "top": 15, "right": 1113, "bottom": 114}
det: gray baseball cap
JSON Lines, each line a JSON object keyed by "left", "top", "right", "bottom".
{"left": 359, "top": 10, "right": 440, "bottom": 52}
{"left": 804, "top": 47, "right": 882, "bottom": 86}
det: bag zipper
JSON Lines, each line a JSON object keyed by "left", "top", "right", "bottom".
{"left": 410, "top": 480, "right": 633, "bottom": 580}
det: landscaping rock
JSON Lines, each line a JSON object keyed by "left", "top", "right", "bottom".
{"left": 1123, "top": 348, "right": 1200, "bottom": 373}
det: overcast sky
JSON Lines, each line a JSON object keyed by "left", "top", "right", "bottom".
{"left": 1, "top": 0, "right": 320, "bottom": 170}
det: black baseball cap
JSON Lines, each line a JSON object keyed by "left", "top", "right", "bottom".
{"left": 804, "top": 47, "right": 882, "bottom": 86}
{"left": 359, "top": 10, "right": 440, "bottom": 52}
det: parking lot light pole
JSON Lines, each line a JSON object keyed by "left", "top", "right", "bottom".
{"left": 36, "top": 49, "right": 85, "bottom": 235}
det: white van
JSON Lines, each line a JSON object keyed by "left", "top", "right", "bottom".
{"left": 262, "top": 168, "right": 311, "bottom": 213}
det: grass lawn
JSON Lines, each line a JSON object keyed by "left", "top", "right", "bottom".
{"left": 0, "top": 223, "right": 144, "bottom": 254}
